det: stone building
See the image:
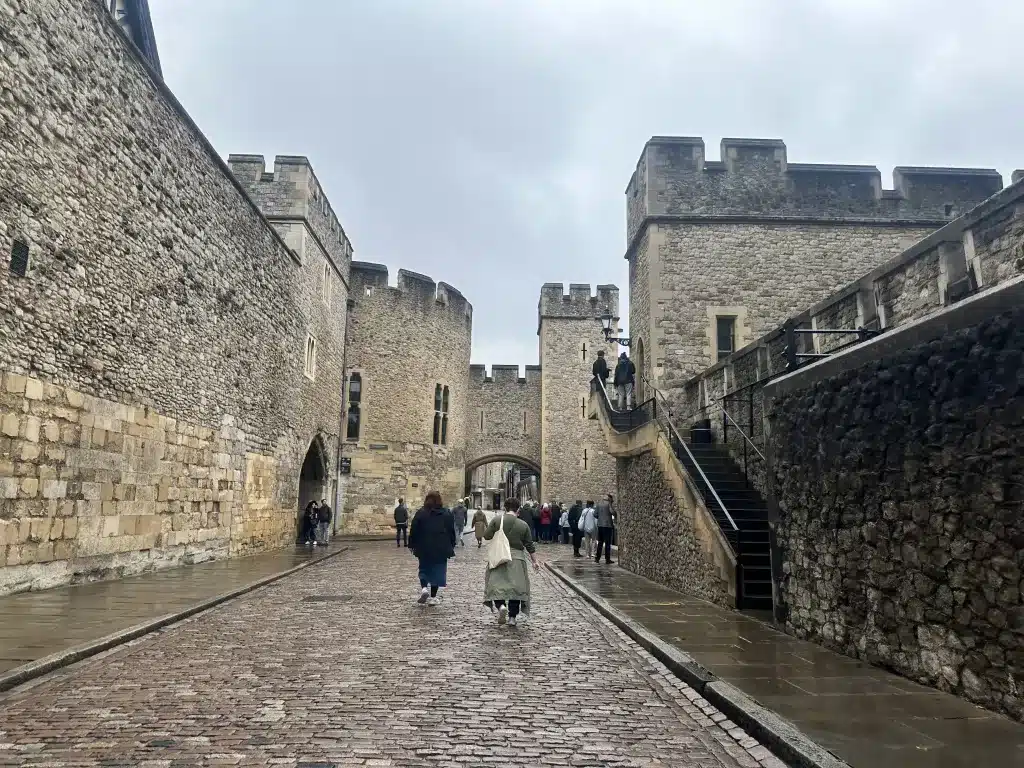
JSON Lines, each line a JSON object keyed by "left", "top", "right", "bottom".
{"left": 0, "top": 0, "right": 350, "bottom": 593}
{"left": 626, "top": 136, "right": 1004, "bottom": 404}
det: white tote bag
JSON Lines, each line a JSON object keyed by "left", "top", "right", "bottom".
{"left": 487, "top": 513, "right": 513, "bottom": 570}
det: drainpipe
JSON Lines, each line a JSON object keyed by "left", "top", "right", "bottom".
{"left": 333, "top": 298, "right": 355, "bottom": 536}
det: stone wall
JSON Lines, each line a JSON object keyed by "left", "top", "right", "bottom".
{"left": 465, "top": 365, "right": 541, "bottom": 472}
{"left": 626, "top": 136, "right": 1006, "bottom": 398}
{"left": 764, "top": 285, "right": 1024, "bottom": 721}
{"left": 0, "top": 0, "right": 346, "bottom": 591}
{"left": 539, "top": 284, "right": 618, "bottom": 504}
{"left": 616, "top": 440, "right": 735, "bottom": 607}
{"left": 341, "top": 263, "right": 472, "bottom": 530}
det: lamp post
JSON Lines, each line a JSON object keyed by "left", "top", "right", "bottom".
{"left": 599, "top": 313, "right": 631, "bottom": 347}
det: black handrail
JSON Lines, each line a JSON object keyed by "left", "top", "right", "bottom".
{"left": 589, "top": 377, "right": 657, "bottom": 432}
{"left": 783, "top": 321, "right": 881, "bottom": 371}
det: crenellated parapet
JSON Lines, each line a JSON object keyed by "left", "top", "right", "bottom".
{"left": 227, "top": 154, "right": 353, "bottom": 275}
{"left": 538, "top": 283, "right": 619, "bottom": 325}
{"left": 626, "top": 136, "right": 1004, "bottom": 245}
{"left": 350, "top": 262, "right": 472, "bottom": 325}
{"left": 469, "top": 364, "right": 543, "bottom": 385}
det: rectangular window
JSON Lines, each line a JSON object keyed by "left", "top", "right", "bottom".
{"left": 346, "top": 373, "right": 362, "bottom": 440}
{"left": 716, "top": 316, "right": 736, "bottom": 361}
{"left": 9, "top": 239, "right": 29, "bottom": 277}
{"left": 322, "top": 261, "right": 332, "bottom": 305}
{"left": 304, "top": 335, "right": 317, "bottom": 380}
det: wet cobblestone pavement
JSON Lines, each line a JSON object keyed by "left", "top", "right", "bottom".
{"left": 0, "top": 541, "right": 782, "bottom": 767}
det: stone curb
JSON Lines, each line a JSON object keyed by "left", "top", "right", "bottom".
{"left": 0, "top": 546, "right": 349, "bottom": 695}
{"left": 545, "top": 563, "right": 850, "bottom": 768}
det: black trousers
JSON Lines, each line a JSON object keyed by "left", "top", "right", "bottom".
{"left": 494, "top": 599, "right": 521, "bottom": 618}
{"left": 396, "top": 525, "right": 408, "bottom": 546}
{"left": 596, "top": 526, "right": 614, "bottom": 562}
{"left": 571, "top": 529, "right": 583, "bottom": 555}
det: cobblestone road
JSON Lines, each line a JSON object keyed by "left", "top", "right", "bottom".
{"left": 0, "top": 541, "right": 781, "bottom": 767}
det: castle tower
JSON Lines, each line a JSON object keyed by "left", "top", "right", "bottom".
{"left": 538, "top": 284, "right": 619, "bottom": 504}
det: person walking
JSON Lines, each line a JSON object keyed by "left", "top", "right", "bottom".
{"left": 483, "top": 498, "right": 538, "bottom": 627}
{"left": 549, "top": 501, "right": 562, "bottom": 544}
{"left": 538, "top": 503, "right": 551, "bottom": 543}
{"left": 613, "top": 352, "right": 636, "bottom": 410}
{"left": 592, "top": 349, "right": 610, "bottom": 395}
{"left": 394, "top": 498, "right": 410, "bottom": 548}
{"left": 595, "top": 494, "right": 616, "bottom": 564}
{"left": 302, "top": 500, "right": 318, "bottom": 547}
{"left": 408, "top": 491, "right": 457, "bottom": 606}
{"left": 453, "top": 498, "right": 468, "bottom": 548}
{"left": 568, "top": 500, "right": 583, "bottom": 557}
{"left": 472, "top": 507, "right": 488, "bottom": 548}
{"left": 581, "top": 501, "right": 597, "bottom": 558}
{"left": 316, "top": 498, "right": 332, "bottom": 546}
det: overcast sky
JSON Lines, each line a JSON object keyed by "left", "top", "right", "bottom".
{"left": 150, "top": 0, "right": 1023, "bottom": 370}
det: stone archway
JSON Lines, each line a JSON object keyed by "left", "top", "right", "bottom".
{"left": 463, "top": 453, "right": 542, "bottom": 506}
{"left": 296, "top": 435, "right": 328, "bottom": 542}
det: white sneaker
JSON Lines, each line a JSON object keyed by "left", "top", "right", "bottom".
{"left": 497, "top": 605, "right": 508, "bottom": 625}
{"left": 508, "top": 616, "right": 517, "bottom": 627}
{"left": 417, "top": 587, "right": 429, "bottom": 604}
{"left": 427, "top": 597, "right": 439, "bottom": 606}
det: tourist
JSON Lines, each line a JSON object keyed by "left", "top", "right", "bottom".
{"left": 316, "top": 498, "right": 332, "bottom": 546}
{"left": 302, "top": 500, "right": 319, "bottom": 547}
{"left": 472, "top": 507, "right": 489, "bottom": 548}
{"left": 614, "top": 352, "right": 636, "bottom": 410}
{"left": 559, "top": 505, "right": 571, "bottom": 544}
{"left": 580, "top": 501, "right": 597, "bottom": 558}
{"left": 483, "top": 498, "right": 538, "bottom": 627}
{"left": 549, "top": 501, "right": 562, "bottom": 544}
{"left": 568, "top": 500, "right": 583, "bottom": 557}
{"left": 453, "top": 498, "right": 468, "bottom": 548}
{"left": 394, "top": 498, "right": 410, "bottom": 548}
{"left": 595, "top": 493, "right": 616, "bottom": 564}
{"left": 408, "top": 491, "right": 457, "bottom": 606}
{"left": 538, "top": 503, "right": 551, "bottom": 542}
{"left": 592, "top": 349, "right": 609, "bottom": 393}
{"left": 518, "top": 501, "right": 537, "bottom": 542}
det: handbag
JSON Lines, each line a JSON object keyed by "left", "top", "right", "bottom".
{"left": 487, "top": 513, "right": 513, "bottom": 570}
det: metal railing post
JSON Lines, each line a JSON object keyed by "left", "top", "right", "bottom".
{"left": 784, "top": 320, "right": 798, "bottom": 371}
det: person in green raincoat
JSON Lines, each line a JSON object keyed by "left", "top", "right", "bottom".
{"left": 482, "top": 498, "right": 538, "bottom": 627}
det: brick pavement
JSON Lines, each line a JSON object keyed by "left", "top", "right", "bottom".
{"left": 0, "top": 541, "right": 783, "bottom": 767}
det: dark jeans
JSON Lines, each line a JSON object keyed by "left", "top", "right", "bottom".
{"left": 494, "top": 599, "right": 521, "bottom": 618}
{"left": 396, "top": 525, "right": 408, "bottom": 547}
{"left": 596, "top": 526, "right": 614, "bottom": 563}
{"left": 571, "top": 529, "right": 583, "bottom": 555}
{"left": 549, "top": 522, "right": 560, "bottom": 542}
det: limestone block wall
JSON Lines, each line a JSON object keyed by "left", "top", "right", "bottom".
{"left": 764, "top": 286, "right": 1024, "bottom": 721}
{"left": 465, "top": 365, "right": 541, "bottom": 471}
{"left": 626, "top": 136, "right": 1006, "bottom": 397}
{"left": 539, "top": 284, "right": 618, "bottom": 504}
{"left": 342, "top": 263, "right": 472, "bottom": 530}
{"left": 0, "top": 0, "right": 346, "bottom": 591}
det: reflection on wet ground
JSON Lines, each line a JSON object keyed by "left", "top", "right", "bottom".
{"left": 0, "top": 546, "right": 334, "bottom": 675}
{"left": 555, "top": 561, "right": 1024, "bottom": 768}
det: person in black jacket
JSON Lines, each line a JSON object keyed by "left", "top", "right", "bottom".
{"left": 301, "top": 500, "right": 318, "bottom": 546}
{"left": 613, "top": 352, "right": 636, "bottom": 410}
{"left": 568, "top": 500, "right": 583, "bottom": 558}
{"left": 394, "top": 498, "right": 410, "bottom": 548}
{"left": 408, "top": 491, "right": 456, "bottom": 606}
{"left": 316, "top": 498, "right": 332, "bottom": 546}
{"left": 592, "top": 350, "right": 609, "bottom": 391}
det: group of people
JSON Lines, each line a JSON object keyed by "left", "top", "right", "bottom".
{"left": 394, "top": 491, "right": 616, "bottom": 627}
{"left": 516, "top": 497, "right": 616, "bottom": 563}
{"left": 592, "top": 349, "right": 636, "bottom": 411}
{"left": 300, "top": 498, "right": 333, "bottom": 547}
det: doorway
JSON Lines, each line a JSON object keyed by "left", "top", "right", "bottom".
{"left": 297, "top": 436, "right": 327, "bottom": 543}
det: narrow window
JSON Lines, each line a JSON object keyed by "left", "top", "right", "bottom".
{"left": 9, "top": 239, "right": 29, "bottom": 277}
{"left": 346, "top": 374, "right": 362, "bottom": 441}
{"left": 441, "top": 415, "right": 448, "bottom": 445}
{"left": 322, "top": 261, "right": 332, "bottom": 305}
{"left": 581, "top": 396, "right": 587, "bottom": 419}
{"left": 523, "top": 411, "right": 527, "bottom": 434}
{"left": 716, "top": 317, "right": 736, "bottom": 361}
{"left": 442, "top": 386, "right": 449, "bottom": 414}
{"left": 480, "top": 410, "right": 484, "bottom": 432}
{"left": 582, "top": 448, "right": 588, "bottom": 470}
{"left": 432, "top": 412, "right": 441, "bottom": 445}
{"left": 434, "top": 384, "right": 442, "bottom": 413}
{"left": 433, "top": 384, "right": 450, "bottom": 445}
{"left": 304, "top": 335, "right": 317, "bottom": 380}
{"left": 581, "top": 342, "right": 587, "bottom": 362}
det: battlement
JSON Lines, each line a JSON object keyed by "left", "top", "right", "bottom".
{"left": 351, "top": 262, "right": 472, "bottom": 322}
{"left": 227, "top": 154, "right": 352, "bottom": 264}
{"left": 538, "top": 283, "right": 619, "bottom": 321}
{"left": 626, "top": 136, "right": 1005, "bottom": 244}
{"left": 469, "top": 364, "right": 543, "bottom": 385}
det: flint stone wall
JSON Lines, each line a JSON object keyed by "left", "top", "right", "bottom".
{"left": 766, "top": 291, "right": 1024, "bottom": 721}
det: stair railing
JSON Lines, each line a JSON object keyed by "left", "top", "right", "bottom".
{"left": 707, "top": 398, "right": 764, "bottom": 488}
{"left": 640, "top": 372, "right": 739, "bottom": 538}
{"left": 590, "top": 376, "right": 658, "bottom": 431}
